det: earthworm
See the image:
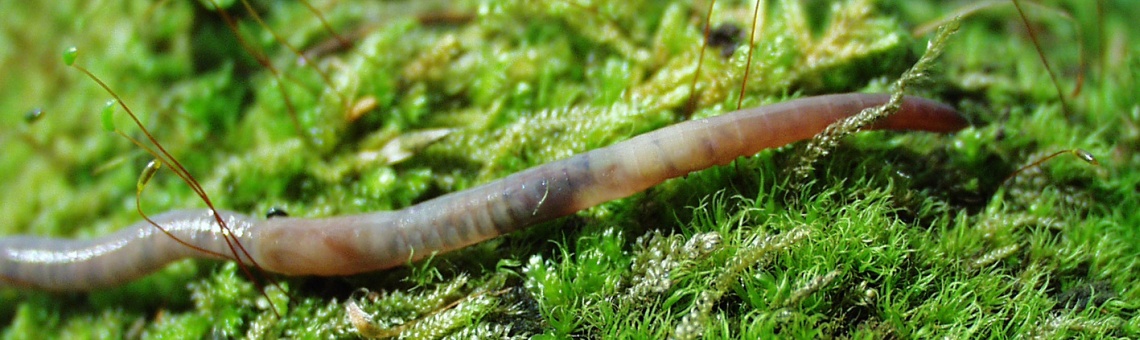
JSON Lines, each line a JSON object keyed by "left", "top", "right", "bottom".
{"left": 0, "top": 93, "right": 967, "bottom": 291}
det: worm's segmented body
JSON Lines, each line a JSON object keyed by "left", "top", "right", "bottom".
{"left": 0, "top": 93, "right": 967, "bottom": 291}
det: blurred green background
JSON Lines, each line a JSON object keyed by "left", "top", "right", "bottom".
{"left": 1, "top": 0, "right": 1137, "bottom": 338}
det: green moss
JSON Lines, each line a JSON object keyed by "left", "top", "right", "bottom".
{"left": 2, "top": 0, "right": 1138, "bottom": 338}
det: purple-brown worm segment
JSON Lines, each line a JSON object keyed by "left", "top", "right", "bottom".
{"left": 0, "top": 93, "right": 967, "bottom": 291}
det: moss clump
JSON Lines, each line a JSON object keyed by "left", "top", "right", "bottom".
{"left": 2, "top": 0, "right": 1138, "bottom": 338}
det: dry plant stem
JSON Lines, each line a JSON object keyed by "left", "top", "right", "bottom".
{"left": 234, "top": 0, "right": 348, "bottom": 109}
{"left": 913, "top": 1, "right": 1086, "bottom": 100}
{"left": 204, "top": 0, "right": 307, "bottom": 141}
{"left": 1001, "top": 149, "right": 1099, "bottom": 186}
{"left": 737, "top": 0, "right": 764, "bottom": 110}
{"left": 0, "top": 93, "right": 965, "bottom": 291}
{"left": 1011, "top": 0, "right": 1072, "bottom": 117}
{"left": 684, "top": 0, "right": 716, "bottom": 116}
{"left": 73, "top": 56, "right": 291, "bottom": 313}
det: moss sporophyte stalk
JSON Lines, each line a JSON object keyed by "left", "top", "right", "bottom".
{"left": 1, "top": 0, "right": 1136, "bottom": 338}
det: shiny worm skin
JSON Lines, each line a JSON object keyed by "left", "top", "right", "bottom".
{"left": 0, "top": 93, "right": 967, "bottom": 291}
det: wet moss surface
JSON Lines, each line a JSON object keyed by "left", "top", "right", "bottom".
{"left": 1, "top": 0, "right": 1138, "bottom": 338}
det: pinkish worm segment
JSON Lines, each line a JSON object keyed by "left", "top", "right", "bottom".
{"left": 0, "top": 93, "right": 966, "bottom": 291}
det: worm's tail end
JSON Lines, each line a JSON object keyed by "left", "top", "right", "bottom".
{"left": 879, "top": 96, "right": 970, "bottom": 133}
